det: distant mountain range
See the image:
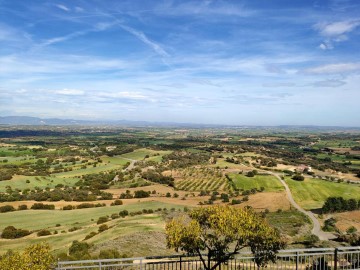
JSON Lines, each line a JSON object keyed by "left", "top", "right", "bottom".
{"left": 0, "top": 116, "right": 210, "bottom": 127}
{"left": 0, "top": 116, "right": 359, "bottom": 130}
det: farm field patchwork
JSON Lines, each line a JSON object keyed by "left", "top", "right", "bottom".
{"left": 228, "top": 173, "right": 285, "bottom": 192}
{"left": 285, "top": 177, "right": 360, "bottom": 210}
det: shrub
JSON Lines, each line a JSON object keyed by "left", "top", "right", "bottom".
{"left": 17, "top": 204, "right": 28, "bottom": 210}
{"left": 111, "top": 213, "right": 120, "bottom": 219}
{"left": 97, "top": 216, "right": 109, "bottom": 224}
{"left": 68, "top": 226, "right": 81, "bottom": 232}
{"left": 134, "top": 190, "right": 150, "bottom": 198}
{"left": 30, "top": 203, "right": 55, "bottom": 210}
{"left": 99, "top": 249, "right": 120, "bottom": 259}
{"left": 292, "top": 175, "right": 304, "bottom": 181}
{"left": 98, "top": 224, "right": 109, "bottom": 233}
{"left": 69, "top": 240, "right": 91, "bottom": 260}
{"left": 231, "top": 199, "right": 242, "bottom": 205}
{"left": 119, "top": 210, "right": 129, "bottom": 217}
{"left": 0, "top": 205, "right": 15, "bottom": 213}
{"left": 246, "top": 171, "right": 255, "bottom": 177}
{"left": 1, "top": 226, "right": 31, "bottom": 239}
{"left": 62, "top": 205, "right": 74, "bottom": 210}
{"left": 84, "top": 231, "right": 97, "bottom": 240}
{"left": 111, "top": 199, "right": 123, "bottom": 206}
{"left": 37, "top": 230, "right": 51, "bottom": 237}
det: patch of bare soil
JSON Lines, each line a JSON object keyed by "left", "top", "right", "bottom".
{"left": 330, "top": 211, "right": 360, "bottom": 232}
{"left": 240, "top": 192, "right": 291, "bottom": 212}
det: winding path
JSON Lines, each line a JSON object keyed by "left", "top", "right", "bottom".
{"left": 268, "top": 172, "right": 335, "bottom": 241}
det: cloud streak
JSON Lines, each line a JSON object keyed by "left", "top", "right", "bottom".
{"left": 315, "top": 20, "right": 360, "bottom": 49}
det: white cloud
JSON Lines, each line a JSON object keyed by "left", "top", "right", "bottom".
{"left": 55, "top": 89, "right": 85, "bottom": 95}
{"left": 316, "top": 20, "right": 360, "bottom": 37}
{"left": 98, "top": 91, "right": 147, "bottom": 100}
{"left": 315, "top": 20, "right": 360, "bottom": 49}
{"left": 303, "top": 63, "right": 360, "bottom": 74}
{"left": 119, "top": 24, "right": 169, "bottom": 58}
{"left": 55, "top": 4, "right": 70, "bottom": 12}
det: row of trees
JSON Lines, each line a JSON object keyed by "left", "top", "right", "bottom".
{"left": 322, "top": 197, "right": 360, "bottom": 213}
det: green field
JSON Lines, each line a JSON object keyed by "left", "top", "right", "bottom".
{"left": 267, "top": 210, "right": 311, "bottom": 237}
{"left": 120, "top": 148, "right": 171, "bottom": 161}
{"left": 229, "top": 173, "right": 284, "bottom": 192}
{"left": 0, "top": 175, "right": 80, "bottom": 192}
{"left": 0, "top": 201, "right": 183, "bottom": 254}
{"left": 285, "top": 177, "right": 360, "bottom": 210}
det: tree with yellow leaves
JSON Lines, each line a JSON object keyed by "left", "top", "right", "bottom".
{"left": 0, "top": 242, "right": 55, "bottom": 270}
{"left": 166, "top": 205, "right": 285, "bottom": 270}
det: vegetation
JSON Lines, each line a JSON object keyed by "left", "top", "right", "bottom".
{"left": 166, "top": 205, "right": 285, "bottom": 269}
{"left": 0, "top": 126, "right": 359, "bottom": 257}
{"left": 322, "top": 197, "right": 360, "bottom": 213}
{"left": 0, "top": 243, "right": 54, "bottom": 270}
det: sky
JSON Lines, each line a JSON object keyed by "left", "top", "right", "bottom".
{"left": 0, "top": 0, "right": 360, "bottom": 126}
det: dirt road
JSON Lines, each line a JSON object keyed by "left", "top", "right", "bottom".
{"left": 269, "top": 172, "right": 335, "bottom": 240}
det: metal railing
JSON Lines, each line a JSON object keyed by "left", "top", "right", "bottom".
{"left": 56, "top": 246, "right": 360, "bottom": 270}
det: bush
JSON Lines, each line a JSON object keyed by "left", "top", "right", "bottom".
{"left": 30, "top": 203, "right": 55, "bottom": 210}
{"left": 63, "top": 205, "right": 74, "bottom": 210}
{"left": 134, "top": 190, "right": 150, "bottom": 198}
{"left": 119, "top": 210, "right": 129, "bottom": 217}
{"left": 69, "top": 240, "right": 91, "bottom": 259}
{"left": 84, "top": 231, "right": 97, "bottom": 240}
{"left": 76, "top": 203, "right": 95, "bottom": 209}
{"left": 68, "top": 226, "right": 81, "bottom": 232}
{"left": 97, "top": 216, "right": 109, "bottom": 224}
{"left": 98, "top": 224, "right": 109, "bottom": 233}
{"left": 17, "top": 205, "right": 28, "bottom": 211}
{"left": 99, "top": 249, "right": 120, "bottom": 259}
{"left": 1, "top": 226, "right": 31, "bottom": 239}
{"left": 37, "top": 230, "right": 51, "bottom": 237}
{"left": 111, "top": 213, "right": 120, "bottom": 219}
{"left": 231, "top": 199, "right": 242, "bottom": 205}
{"left": 111, "top": 199, "right": 123, "bottom": 206}
{"left": 0, "top": 205, "right": 15, "bottom": 213}
{"left": 292, "top": 175, "right": 304, "bottom": 181}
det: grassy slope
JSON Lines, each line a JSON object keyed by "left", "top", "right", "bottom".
{"left": 0, "top": 201, "right": 183, "bottom": 254}
{"left": 229, "top": 173, "right": 284, "bottom": 192}
{"left": 267, "top": 210, "right": 311, "bottom": 237}
{"left": 285, "top": 177, "right": 360, "bottom": 210}
{"left": 120, "top": 149, "right": 171, "bottom": 161}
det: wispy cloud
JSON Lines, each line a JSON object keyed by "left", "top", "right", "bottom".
{"left": 315, "top": 20, "right": 360, "bottom": 49}
{"left": 55, "top": 88, "right": 85, "bottom": 95}
{"left": 37, "top": 22, "right": 115, "bottom": 48}
{"left": 302, "top": 62, "right": 360, "bottom": 74}
{"left": 119, "top": 24, "right": 169, "bottom": 58}
{"left": 55, "top": 4, "right": 70, "bottom": 12}
{"left": 313, "top": 79, "right": 346, "bottom": 87}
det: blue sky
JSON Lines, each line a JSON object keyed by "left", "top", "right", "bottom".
{"left": 1, "top": 0, "right": 360, "bottom": 126}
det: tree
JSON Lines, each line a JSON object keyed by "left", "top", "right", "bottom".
{"left": 166, "top": 205, "right": 284, "bottom": 270}
{"left": 0, "top": 243, "right": 54, "bottom": 270}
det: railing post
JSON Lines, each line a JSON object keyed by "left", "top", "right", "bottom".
{"left": 179, "top": 256, "right": 182, "bottom": 270}
{"left": 140, "top": 258, "right": 143, "bottom": 270}
{"left": 296, "top": 251, "right": 299, "bottom": 270}
{"left": 99, "top": 261, "right": 102, "bottom": 270}
{"left": 334, "top": 248, "right": 338, "bottom": 270}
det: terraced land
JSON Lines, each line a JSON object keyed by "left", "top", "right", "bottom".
{"left": 175, "top": 167, "right": 232, "bottom": 191}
